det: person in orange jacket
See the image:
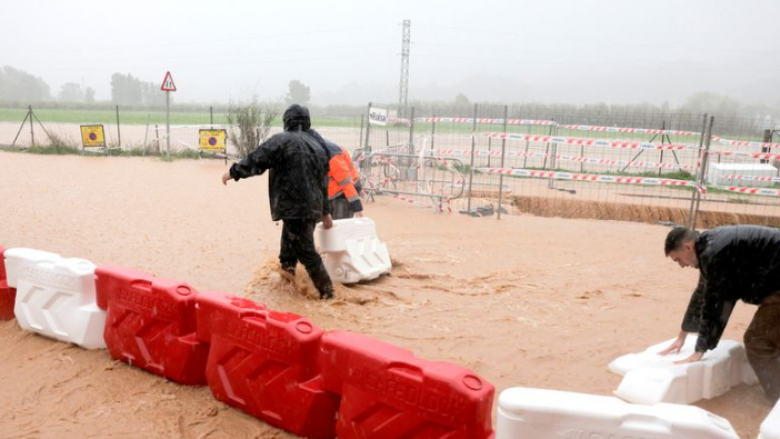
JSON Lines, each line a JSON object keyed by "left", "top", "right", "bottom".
{"left": 308, "top": 132, "right": 364, "bottom": 220}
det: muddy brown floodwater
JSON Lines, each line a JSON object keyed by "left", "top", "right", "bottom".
{"left": 0, "top": 152, "right": 771, "bottom": 439}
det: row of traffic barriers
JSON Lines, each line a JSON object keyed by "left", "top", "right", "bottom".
{"left": 10, "top": 242, "right": 779, "bottom": 438}
{"left": 0, "top": 245, "right": 496, "bottom": 439}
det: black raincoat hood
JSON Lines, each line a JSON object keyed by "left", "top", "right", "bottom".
{"left": 283, "top": 104, "right": 311, "bottom": 131}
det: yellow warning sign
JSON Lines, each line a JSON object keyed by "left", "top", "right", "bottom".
{"left": 199, "top": 129, "right": 227, "bottom": 152}
{"left": 80, "top": 125, "right": 106, "bottom": 147}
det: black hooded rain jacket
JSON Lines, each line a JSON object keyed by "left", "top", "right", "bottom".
{"left": 228, "top": 105, "right": 330, "bottom": 221}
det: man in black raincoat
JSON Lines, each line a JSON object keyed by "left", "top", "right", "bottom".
{"left": 222, "top": 104, "right": 335, "bottom": 299}
{"left": 662, "top": 225, "right": 780, "bottom": 401}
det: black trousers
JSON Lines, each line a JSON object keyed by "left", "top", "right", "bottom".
{"left": 330, "top": 197, "right": 354, "bottom": 220}
{"left": 279, "top": 219, "right": 334, "bottom": 299}
{"left": 745, "top": 292, "right": 780, "bottom": 402}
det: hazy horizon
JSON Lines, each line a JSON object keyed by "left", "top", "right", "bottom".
{"left": 2, "top": 0, "right": 778, "bottom": 107}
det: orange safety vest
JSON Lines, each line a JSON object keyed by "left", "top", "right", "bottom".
{"left": 328, "top": 147, "right": 361, "bottom": 202}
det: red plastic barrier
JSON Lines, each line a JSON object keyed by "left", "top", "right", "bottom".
{"left": 196, "top": 292, "right": 339, "bottom": 439}
{"left": 0, "top": 246, "right": 16, "bottom": 321}
{"left": 319, "top": 331, "right": 495, "bottom": 439}
{"left": 95, "top": 265, "right": 208, "bottom": 385}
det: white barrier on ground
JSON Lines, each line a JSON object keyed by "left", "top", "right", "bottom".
{"left": 609, "top": 335, "right": 757, "bottom": 405}
{"left": 315, "top": 218, "right": 391, "bottom": 284}
{"left": 759, "top": 398, "right": 780, "bottom": 439}
{"left": 496, "top": 387, "right": 739, "bottom": 439}
{"left": 4, "top": 248, "right": 106, "bottom": 349}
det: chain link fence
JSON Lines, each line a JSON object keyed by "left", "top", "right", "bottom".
{"left": 360, "top": 103, "right": 780, "bottom": 228}
{"left": 2, "top": 102, "right": 778, "bottom": 229}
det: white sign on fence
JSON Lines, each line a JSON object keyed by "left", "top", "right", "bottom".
{"left": 369, "top": 107, "right": 388, "bottom": 126}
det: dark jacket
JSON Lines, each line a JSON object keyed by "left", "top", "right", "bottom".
{"left": 682, "top": 225, "right": 780, "bottom": 352}
{"left": 229, "top": 105, "right": 330, "bottom": 221}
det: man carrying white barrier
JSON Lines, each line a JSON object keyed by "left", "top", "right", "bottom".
{"left": 221, "top": 104, "right": 335, "bottom": 300}
{"left": 662, "top": 225, "right": 780, "bottom": 402}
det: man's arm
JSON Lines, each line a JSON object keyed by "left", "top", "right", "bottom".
{"left": 676, "top": 267, "right": 737, "bottom": 363}
{"left": 222, "top": 136, "right": 281, "bottom": 184}
{"left": 694, "top": 275, "right": 736, "bottom": 353}
{"left": 660, "top": 275, "right": 704, "bottom": 356}
{"left": 681, "top": 275, "right": 706, "bottom": 332}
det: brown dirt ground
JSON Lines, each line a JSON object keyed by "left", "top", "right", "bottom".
{"left": 0, "top": 151, "right": 772, "bottom": 439}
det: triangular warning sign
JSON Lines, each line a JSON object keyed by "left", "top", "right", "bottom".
{"left": 161, "top": 71, "right": 177, "bottom": 92}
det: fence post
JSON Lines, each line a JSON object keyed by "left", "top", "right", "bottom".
{"left": 29, "top": 105, "right": 35, "bottom": 147}
{"left": 466, "top": 103, "right": 478, "bottom": 213}
{"left": 408, "top": 107, "right": 416, "bottom": 156}
{"left": 762, "top": 129, "right": 772, "bottom": 164}
{"left": 361, "top": 102, "right": 373, "bottom": 176}
{"left": 658, "top": 120, "right": 666, "bottom": 176}
{"left": 359, "top": 114, "right": 364, "bottom": 150}
{"left": 498, "top": 105, "right": 509, "bottom": 219}
{"left": 11, "top": 107, "right": 31, "bottom": 148}
{"left": 546, "top": 124, "right": 557, "bottom": 190}
{"left": 690, "top": 115, "right": 714, "bottom": 230}
{"left": 115, "top": 105, "right": 121, "bottom": 148}
{"left": 430, "top": 115, "right": 436, "bottom": 151}
{"left": 688, "top": 114, "right": 708, "bottom": 229}
{"left": 364, "top": 102, "right": 372, "bottom": 152}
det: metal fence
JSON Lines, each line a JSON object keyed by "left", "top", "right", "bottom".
{"left": 0, "top": 105, "right": 364, "bottom": 158}
{"left": 360, "top": 103, "right": 780, "bottom": 229}
{"left": 2, "top": 102, "right": 778, "bottom": 229}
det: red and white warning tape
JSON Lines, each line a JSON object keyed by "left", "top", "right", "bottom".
{"left": 478, "top": 167, "right": 695, "bottom": 187}
{"left": 483, "top": 133, "right": 693, "bottom": 150}
{"left": 436, "top": 148, "right": 693, "bottom": 170}
{"left": 708, "top": 150, "right": 780, "bottom": 160}
{"left": 721, "top": 186, "right": 780, "bottom": 197}
{"left": 558, "top": 124, "right": 701, "bottom": 136}
{"left": 717, "top": 139, "right": 780, "bottom": 150}
{"left": 722, "top": 175, "right": 780, "bottom": 183}
{"left": 417, "top": 118, "right": 701, "bottom": 136}
{"left": 417, "top": 117, "right": 556, "bottom": 126}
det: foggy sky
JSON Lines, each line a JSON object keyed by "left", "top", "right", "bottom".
{"left": 2, "top": 0, "right": 778, "bottom": 106}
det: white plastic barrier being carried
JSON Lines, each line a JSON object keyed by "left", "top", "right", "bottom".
{"left": 609, "top": 335, "right": 757, "bottom": 405}
{"left": 497, "top": 387, "right": 739, "bottom": 439}
{"left": 759, "top": 398, "right": 780, "bottom": 439}
{"left": 4, "top": 248, "right": 106, "bottom": 349}
{"left": 315, "top": 217, "right": 391, "bottom": 284}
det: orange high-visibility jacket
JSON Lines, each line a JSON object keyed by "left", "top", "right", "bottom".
{"left": 328, "top": 146, "right": 361, "bottom": 202}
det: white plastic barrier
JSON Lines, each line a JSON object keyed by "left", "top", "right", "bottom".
{"left": 609, "top": 335, "right": 757, "bottom": 405}
{"left": 759, "top": 398, "right": 780, "bottom": 439}
{"left": 315, "top": 217, "right": 391, "bottom": 284}
{"left": 4, "top": 248, "right": 106, "bottom": 349}
{"left": 497, "top": 387, "right": 739, "bottom": 439}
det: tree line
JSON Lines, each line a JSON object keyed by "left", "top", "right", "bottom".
{"left": 0, "top": 65, "right": 777, "bottom": 128}
{"left": 0, "top": 66, "right": 166, "bottom": 106}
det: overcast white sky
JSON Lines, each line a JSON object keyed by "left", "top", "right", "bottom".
{"left": 2, "top": 0, "right": 778, "bottom": 106}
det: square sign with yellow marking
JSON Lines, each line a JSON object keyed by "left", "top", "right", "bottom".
{"left": 80, "top": 124, "right": 106, "bottom": 147}
{"left": 199, "top": 129, "right": 227, "bottom": 152}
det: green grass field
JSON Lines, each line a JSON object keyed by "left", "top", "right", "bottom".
{"left": 0, "top": 108, "right": 361, "bottom": 128}
{"left": 0, "top": 108, "right": 766, "bottom": 144}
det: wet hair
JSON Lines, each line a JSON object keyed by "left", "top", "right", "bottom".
{"left": 664, "top": 226, "right": 700, "bottom": 256}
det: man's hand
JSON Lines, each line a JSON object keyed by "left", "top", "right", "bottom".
{"left": 674, "top": 351, "right": 704, "bottom": 365}
{"left": 659, "top": 331, "right": 688, "bottom": 356}
{"left": 221, "top": 171, "right": 232, "bottom": 186}
{"left": 354, "top": 211, "right": 364, "bottom": 218}
{"left": 322, "top": 214, "right": 333, "bottom": 230}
